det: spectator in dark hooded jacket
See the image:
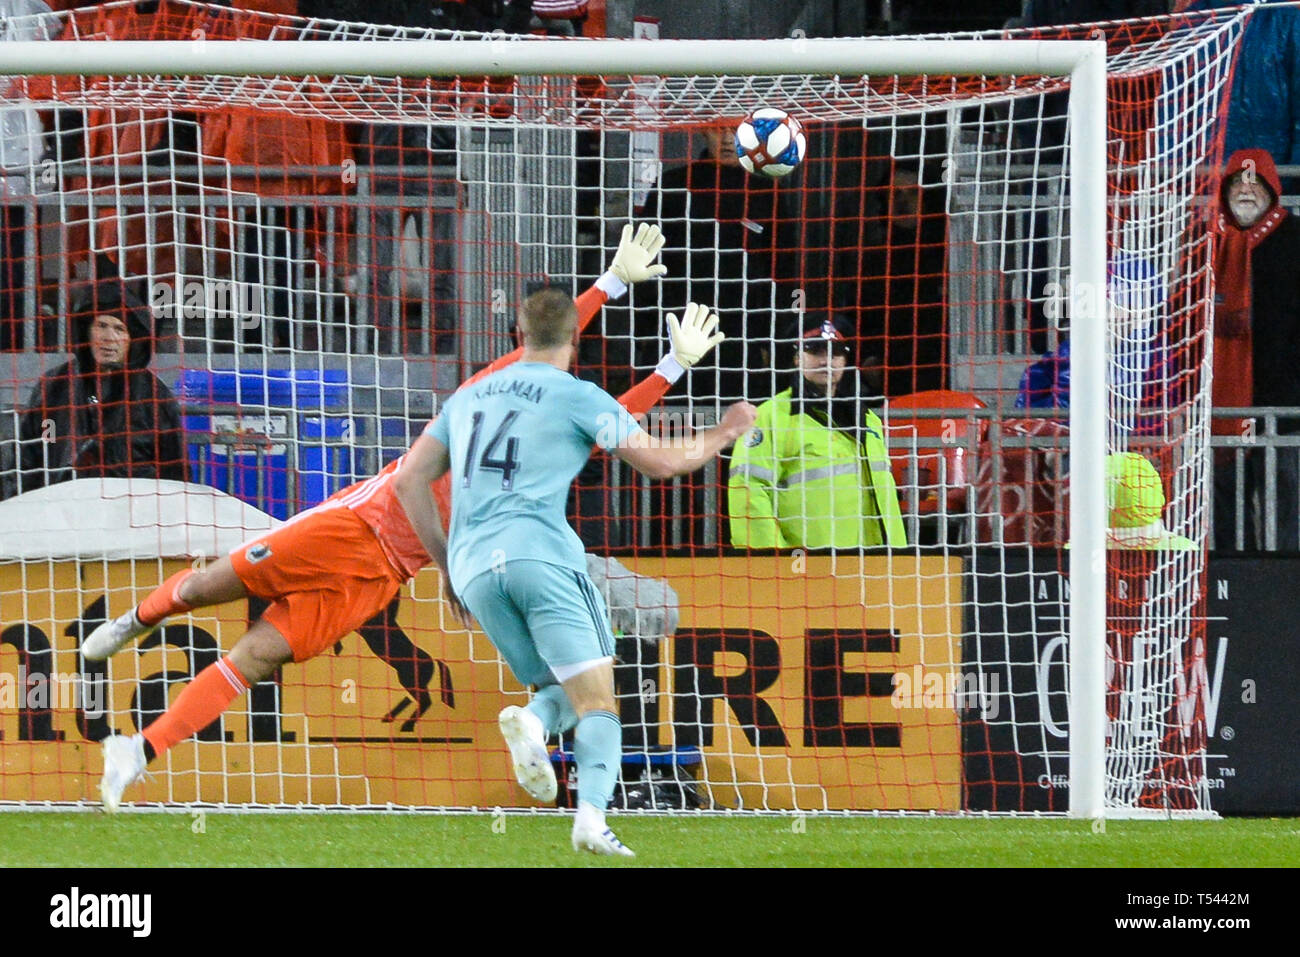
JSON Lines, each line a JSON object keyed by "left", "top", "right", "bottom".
{"left": 14, "top": 276, "right": 185, "bottom": 494}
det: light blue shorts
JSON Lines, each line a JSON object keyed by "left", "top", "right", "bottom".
{"left": 459, "top": 559, "right": 615, "bottom": 687}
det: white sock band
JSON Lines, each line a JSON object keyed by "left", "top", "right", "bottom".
{"left": 550, "top": 655, "right": 614, "bottom": 683}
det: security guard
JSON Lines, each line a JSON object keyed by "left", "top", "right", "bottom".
{"left": 728, "top": 314, "right": 906, "bottom": 548}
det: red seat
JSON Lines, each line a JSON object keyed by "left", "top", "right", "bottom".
{"left": 884, "top": 390, "right": 989, "bottom": 515}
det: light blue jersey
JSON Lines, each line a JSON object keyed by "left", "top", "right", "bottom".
{"left": 427, "top": 362, "right": 644, "bottom": 593}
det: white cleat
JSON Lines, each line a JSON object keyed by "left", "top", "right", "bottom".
{"left": 81, "top": 610, "right": 155, "bottom": 662}
{"left": 498, "top": 705, "right": 557, "bottom": 803}
{"left": 99, "top": 734, "right": 147, "bottom": 814}
{"left": 572, "top": 821, "right": 636, "bottom": 858}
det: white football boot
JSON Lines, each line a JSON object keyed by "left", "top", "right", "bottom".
{"left": 99, "top": 734, "right": 147, "bottom": 813}
{"left": 498, "top": 705, "right": 557, "bottom": 803}
{"left": 572, "top": 802, "right": 635, "bottom": 858}
{"left": 81, "top": 609, "right": 155, "bottom": 662}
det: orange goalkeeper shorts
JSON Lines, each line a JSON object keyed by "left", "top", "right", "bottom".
{"left": 229, "top": 505, "right": 405, "bottom": 663}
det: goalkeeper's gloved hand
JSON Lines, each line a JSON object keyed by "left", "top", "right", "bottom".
{"left": 597, "top": 223, "right": 668, "bottom": 299}
{"left": 656, "top": 301, "right": 726, "bottom": 383}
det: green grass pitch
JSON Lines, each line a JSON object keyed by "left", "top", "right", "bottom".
{"left": 0, "top": 813, "right": 1295, "bottom": 867}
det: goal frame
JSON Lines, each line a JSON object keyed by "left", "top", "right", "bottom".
{"left": 0, "top": 36, "right": 1110, "bottom": 818}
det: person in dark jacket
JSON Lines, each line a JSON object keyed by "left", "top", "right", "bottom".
{"left": 15, "top": 276, "right": 185, "bottom": 493}
{"left": 1211, "top": 148, "right": 1300, "bottom": 550}
{"left": 637, "top": 125, "right": 798, "bottom": 406}
{"left": 856, "top": 163, "right": 949, "bottom": 397}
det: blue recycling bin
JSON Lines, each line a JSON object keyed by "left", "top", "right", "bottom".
{"left": 379, "top": 415, "right": 419, "bottom": 464}
{"left": 180, "top": 369, "right": 362, "bottom": 519}
{"left": 298, "top": 413, "right": 367, "bottom": 506}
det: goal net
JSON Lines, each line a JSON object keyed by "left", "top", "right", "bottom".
{"left": 0, "top": 1, "right": 1248, "bottom": 814}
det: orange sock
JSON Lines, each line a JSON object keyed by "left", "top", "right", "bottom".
{"left": 136, "top": 569, "right": 196, "bottom": 627}
{"left": 141, "top": 656, "right": 250, "bottom": 760}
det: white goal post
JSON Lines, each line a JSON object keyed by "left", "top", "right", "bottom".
{"left": 0, "top": 35, "right": 1113, "bottom": 817}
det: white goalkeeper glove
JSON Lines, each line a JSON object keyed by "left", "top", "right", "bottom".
{"left": 585, "top": 553, "right": 681, "bottom": 645}
{"left": 597, "top": 223, "right": 668, "bottom": 299}
{"left": 656, "top": 301, "right": 726, "bottom": 383}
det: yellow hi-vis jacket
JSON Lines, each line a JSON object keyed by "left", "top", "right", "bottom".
{"left": 727, "top": 388, "right": 907, "bottom": 548}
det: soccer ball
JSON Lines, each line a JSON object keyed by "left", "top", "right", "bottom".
{"left": 734, "top": 108, "right": 807, "bottom": 178}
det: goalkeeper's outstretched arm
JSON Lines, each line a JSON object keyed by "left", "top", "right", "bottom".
{"left": 615, "top": 298, "right": 728, "bottom": 415}
{"left": 610, "top": 301, "right": 751, "bottom": 479}
{"left": 428, "top": 221, "right": 671, "bottom": 533}
{"left": 459, "top": 222, "right": 667, "bottom": 389}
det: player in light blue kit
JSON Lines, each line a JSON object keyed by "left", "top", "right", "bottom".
{"left": 395, "top": 287, "right": 755, "bottom": 857}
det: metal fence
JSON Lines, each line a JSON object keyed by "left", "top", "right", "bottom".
{"left": 0, "top": 402, "right": 386, "bottom": 516}
{"left": 6, "top": 401, "right": 1300, "bottom": 551}
{"left": 609, "top": 405, "right": 1300, "bottom": 551}
{"left": 1210, "top": 407, "right": 1300, "bottom": 552}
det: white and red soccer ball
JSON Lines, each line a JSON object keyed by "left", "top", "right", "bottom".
{"left": 734, "top": 108, "right": 807, "bottom": 178}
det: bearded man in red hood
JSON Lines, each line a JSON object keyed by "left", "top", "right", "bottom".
{"left": 1212, "top": 148, "right": 1300, "bottom": 550}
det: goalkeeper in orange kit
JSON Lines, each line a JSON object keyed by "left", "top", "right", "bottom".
{"left": 83, "top": 223, "right": 723, "bottom": 812}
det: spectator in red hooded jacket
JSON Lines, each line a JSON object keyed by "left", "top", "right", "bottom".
{"left": 1212, "top": 148, "right": 1300, "bottom": 550}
